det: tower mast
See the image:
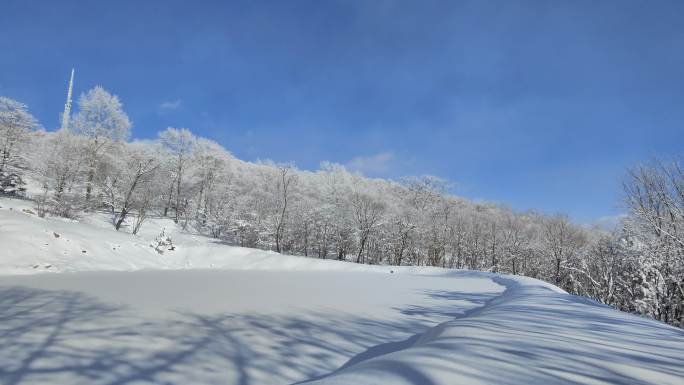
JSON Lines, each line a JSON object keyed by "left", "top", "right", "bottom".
{"left": 61, "top": 68, "right": 75, "bottom": 130}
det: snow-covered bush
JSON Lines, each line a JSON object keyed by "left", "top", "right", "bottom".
{"left": 150, "top": 229, "right": 175, "bottom": 255}
{"left": 0, "top": 171, "right": 26, "bottom": 197}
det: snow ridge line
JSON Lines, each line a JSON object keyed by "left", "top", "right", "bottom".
{"left": 298, "top": 274, "right": 684, "bottom": 385}
{"left": 295, "top": 274, "right": 646, "bottom": 385}
{"left": 294, "top": 273, "right": 528, "bottom": 384}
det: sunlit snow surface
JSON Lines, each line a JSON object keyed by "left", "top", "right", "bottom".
{"left": 1, "top": 197, "right": 683, "bottom": 385}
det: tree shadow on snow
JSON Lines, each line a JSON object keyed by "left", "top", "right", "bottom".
{"left": 0, "top": 285, "right": 435, "bottom": 385}
{"left": 2, "top": 275, "right": 684, "bottom": 385}
{"left": 394, "top": 290, "right": 500, "bottom": 319}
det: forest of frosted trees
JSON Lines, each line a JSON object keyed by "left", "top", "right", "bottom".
{"left": 1, "top": 88, "right": 682, "bottom": 328}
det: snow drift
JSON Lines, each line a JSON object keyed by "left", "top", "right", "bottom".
{"left": 302, "top": 275, "right": 684, "bottom": 385}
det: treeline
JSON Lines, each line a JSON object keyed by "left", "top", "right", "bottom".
{"left": 0, "top": 89, "right": 682, "bottom": 328}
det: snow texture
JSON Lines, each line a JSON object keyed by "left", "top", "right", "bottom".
{"left": 1, "top": 197, "right": 683, "bottom": 385}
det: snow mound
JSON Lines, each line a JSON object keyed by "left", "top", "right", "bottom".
{"left": 303, "top": 276, "right": 684, "bottom": 385}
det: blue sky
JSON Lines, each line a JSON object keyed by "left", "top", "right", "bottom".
{"left": 1, "top": 0, "right": 683, "bottom": 222}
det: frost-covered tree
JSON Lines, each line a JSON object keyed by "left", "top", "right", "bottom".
{"left": 273, "top": 163, "right": 296, "bottom": 253}
{"left": 622, "top": 160, "right": 684, "bottom": 327}
{"left": 159, "top": 127, "right": 195, "bottom": 223}
{"left": 102, "top": 142, "right": 160, "bottom": 231}
{"left": 542, "top": 214, "right": 587, "bottom": 288}
{"left": 72, "top": 86, "right": 131, "bottom": 202}
{"left": 570, "top": 231, "right": 626, "bottom": 305}
{"left": 351, "top": 189, "right": 386, "bottom": 263}
{"left": 33, "top": 130, "right": 85, "bottom": 217}
{"left": 188, "top": 138, "right": 233, "bottom": 229}
{"left": 0, "top": 97, "right": 38, "bottom": 172}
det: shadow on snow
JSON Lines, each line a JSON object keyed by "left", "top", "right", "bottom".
{"left": 0, "top": 284, "right": 448, "bottom": 385}
{"left": 300, "top": 276, "right": 684, "bottom": 385}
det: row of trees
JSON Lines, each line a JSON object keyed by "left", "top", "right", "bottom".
{"left": 0, "top": 89, "right": 682, "bottom": 328}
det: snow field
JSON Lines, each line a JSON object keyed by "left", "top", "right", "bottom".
{"left": 1, "top": 196, "right": 683, "bottom": 385}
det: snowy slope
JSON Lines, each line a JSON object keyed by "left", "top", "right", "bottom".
{"left": 303, "top": 276, "right": 684, "bottom": 385}
{"left": 1, "top": 196, "right": 683, "bottom": 385}
{"left": 0, "top": 196, "right": 438, "bottom": 275}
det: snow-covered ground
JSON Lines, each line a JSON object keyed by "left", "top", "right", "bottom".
{"left": 0, "top": 196, "right": 443, "bottom": 276}
{"left": 1, "top": 197, "right": 683, "bottom": 385}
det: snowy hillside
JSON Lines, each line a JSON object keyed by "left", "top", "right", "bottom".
{"left": 0, "top": 196, "right": 391, "bottom": 275}
{"left": 1, "top": 196, "right": 683, "bottom": 385}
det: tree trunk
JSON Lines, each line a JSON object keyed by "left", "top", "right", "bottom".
{"left": 85, "top": 167, "right": 94, "bottom": 202}
{"left": 303, "top": 222, "right": 309, "bottom": 257}
{"left": 115, "top": 208, "right": 128, "bottom": 230}
{"left": 174, "top": 164, "right": 182, "bottom": 223}
{"left": 396, "top": 237, "right": 406, "bottom": 266}
{"left": 356, "top": 233, "right": 368, "bottom": 263}
{"left": 163, "top": 178, "right": 175, "bottom": 217}
{"left": 114, "top": 172, "right": 141, "bottom": 231}
{"left": 0, "top": 143, "right": 9, "bottom": 172}
{"left": 275, "top": 175, "right": 289, "bottom": 253}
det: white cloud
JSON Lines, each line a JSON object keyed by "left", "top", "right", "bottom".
{"left": 346, "top": 151, "right": 395, "bottom": 176}
{"left": 159, "top": 99, "right": 182, "bottom": 111}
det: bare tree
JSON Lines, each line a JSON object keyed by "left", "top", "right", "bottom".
{"left": 111, "top": 144, "right": 160, "bottom": 230}
{"left": 159, "top": 127, "right": 195, "bottom": 223}
{"left": 274, "top": 163, "right": 296, "bottom": 253}
{"left": 623, "top": 160, "right": 684, "bottom": 326}
{"left": 351, "top": 191, "right": 385, "bottom": 263}
{"left": 542, "top": 214, "right": 587, "bottom": 287}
